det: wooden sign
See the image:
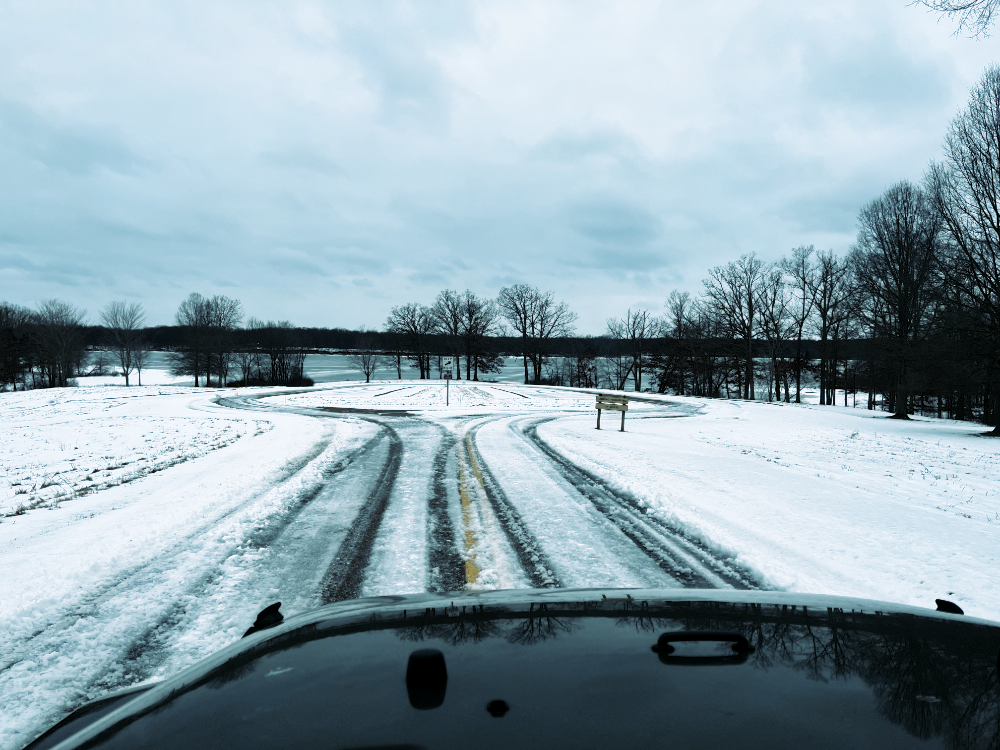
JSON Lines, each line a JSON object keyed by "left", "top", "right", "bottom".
{"left": 596, "top": 394, "right": 628, "bottom": 431}
{"left": 595, "top": 400, "right": 627, "bottom": 412}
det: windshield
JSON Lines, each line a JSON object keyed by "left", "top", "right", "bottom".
{"left": 3, "top": 4, "right": 1000, "bottom": 749}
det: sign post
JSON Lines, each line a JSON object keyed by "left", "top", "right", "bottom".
{"left": 444, "top": 364, "right": 452, "bottom": 406}
{"left": 595, "top": 394, "right": 628, "bottom": 432}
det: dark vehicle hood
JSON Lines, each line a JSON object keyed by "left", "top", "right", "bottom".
{"left": 31, "top": 588, "right": 1000, "bottom": 750}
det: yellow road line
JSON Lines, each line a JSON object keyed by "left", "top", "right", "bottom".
{"left": 465, "top": 433, "right": 486, "bottom": 486}
{"left": 457, "top": 439, "right": 480, "bottom": 585}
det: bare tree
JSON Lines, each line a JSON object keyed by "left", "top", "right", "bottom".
{"left": 927, "top": 64, "right": 1000, "bottom": 431}
{"left": 703, "top": 253, "right": 765, "bottom": 399}
{"left": 758, "top": 268, "right": 794, "bottom": 402}
{"left": 915, "top": 0, "right": 999, "bottom": 37}
{"left": 529, "top": 291, "right": 577, "bottom": 384}
{"left": 100, "top": 301, "right": 146, "bottom": 386}
{"left": 34, "top": 300, "right": 87, "bottom": 387}
{"left": 206, "top": 295, "right": 243, "bottom": 386}
{"left": 385, "top": 303, "right": 435, "bottom": 378}
{"left": 607, "top": 309, "right": 655, "bottom": 391}
{"left": 431, "top": 290, "right": 466, "bottom": 379}
{"left": 348, "top": 328, "right": 382, "bottom": 382}
{"left": 171, "top": 293, "right": 209, "bottom": 386}
{"left": 460, "top": 291, "right": 500, "bottom": 380}
{"left": 807, "top": 251, "right": 853, "bottom": 406}
{"left": 170, "top": 293, "right": 242, "bottom": 386}
{"left": 497, "top": 284, "right": 536, "bottom": 384}
{"left": 498, "top": 285, "right": 577, "bottom": 384}
{"left": 780, "top": 245, "right": 818, "bottom": 402}
{"left": 851, "top": 181, "right": 942, "bottom": 419}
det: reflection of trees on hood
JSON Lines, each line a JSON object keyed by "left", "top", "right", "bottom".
{"left": 859, "top": 630, "right": 999, "bottom": 748}
{"left": 779, "top": 619, "right": 858, "bottom": 684}
{"left": 506, "top": 615, "right": 577, "bottom": 646}
{"left": 396, "top": 613, "right": 579, "bottom": 647}
{"left": 668, "top": 603, "right": 1000, "bottom": 749}
{"left": 614, "top": 614, "right": 663, "bottom": 634}
{"left": 392, "top": 601, "right": 998, "bottom": 748}
{"left": 198, "top": 600, "right": 997, "bottom": 748}
{"left": 397, "top": 618, "right": 505, "bottom": 646}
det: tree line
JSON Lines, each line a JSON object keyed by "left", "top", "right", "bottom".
{"left": 371, "top": 286, "right": 576, "bottom": 384}
{"left": 0, "top": 285, "right": 580, "bottom": 389}
{"left": 168, "top": 293, "right": 317, "bottom": 387}
{"left": 595, "top": 65, "right": 1000, "bottom": 432}
{"left": 5, "top": 66, "right": 1000, "bottom": 431}
{"left": 0, "top": 293, "right": 313, "bottom": 390}
{"left": 164, "top": 287, "right": 578, "bottom": 387}
{"left": 0, "top": 299, "right": 150, "bottom": 389}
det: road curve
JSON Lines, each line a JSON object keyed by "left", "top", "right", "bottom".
{"left": 218, "top": 384, "right": 759, "bottom": 596}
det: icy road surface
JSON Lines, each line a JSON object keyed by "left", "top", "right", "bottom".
{"left": 2, "top": 381, "right": 999, "bottom": 749}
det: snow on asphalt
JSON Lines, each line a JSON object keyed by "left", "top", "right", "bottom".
{"left": 471, "top": 413, "right": 683, "bottom": 590}
{"left": 537, "top": 395, "right": 1000, "bottom": 621}
{"left": 2, "top": 380, "right": 999, "bottom": 748}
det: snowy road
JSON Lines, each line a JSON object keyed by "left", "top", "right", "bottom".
{"left": 3, "top": 382, "right": 744, "bottom": 749}
{"left": 6, "top": 380, "right": 998, "bottom": 749}
{"left": 217, "top": 384, "right": 751, "bottom": 597}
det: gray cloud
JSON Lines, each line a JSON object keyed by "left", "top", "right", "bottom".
{"left": 567, "top": 198, "right": 662, "bottom": 247}
{"left": 0, "top": 101, "right": 148, "bottom": 177}
{"left": 0, "top": 1, "right": 996, "bottom": 332}
{"left": 532, "top": 128, "right": 645, "bottom": 164}
{"left": 265, "top": 249, "right": 330, "bottom": 277}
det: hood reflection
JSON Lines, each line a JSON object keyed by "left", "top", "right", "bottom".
{"left": 390, "top": 600, "right": 999, "bottom": 748}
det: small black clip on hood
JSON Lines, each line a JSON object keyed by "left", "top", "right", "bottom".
{"left": 243, "top": 602, "right": 283, "bottom": 638}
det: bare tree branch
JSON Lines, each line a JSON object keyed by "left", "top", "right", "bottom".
{"left": 914, "top": 0, "right": 1000, "bottom": 38}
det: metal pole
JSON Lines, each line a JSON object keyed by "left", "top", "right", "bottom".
{"left": 446, "top": 378, "right": 449, "bottom": 406}
{"left": 620, "top": 410, "right": 625, "bottom": 432}
{"left": 596, "top": 407, "right": 601, "bottom": 430}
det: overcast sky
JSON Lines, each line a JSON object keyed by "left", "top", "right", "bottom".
{"left": 1, "top": 1, "right": 997, "bottom": 333}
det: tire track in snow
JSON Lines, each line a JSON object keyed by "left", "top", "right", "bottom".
{"left": 78, "top": 428, "right": 387, "bottom": 695}
{"left": 521, "top": 417, "right": 760, "bottom": 590}
{"left": 0, "top": 432, "right": 336, "bottom": 678}
{"left": 426, "top": 426, "right": 467, "bottom": 594}
{"left": 465, "top": 422, "right": 561, "bottom": 588}
{"left": 318, "top": 426, "right": 404, "bottom": 603}
{"left": 219, "top": 394, "right": 469, "bottom": 595}
{"left": 3, "top": 424, "right": 384, "bottom": 744}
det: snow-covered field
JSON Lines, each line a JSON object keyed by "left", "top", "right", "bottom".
{"left": 0, "top": 387, "right": 268, "bottom": 517}
{"left": 1, "top": 380, "right": 998, "bottom": 749}
{"left": 536, "top": 397, "right": 1000, "bottom": 617}
{"left": 265, "top": 380, "right": 598, "bottom": 411}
